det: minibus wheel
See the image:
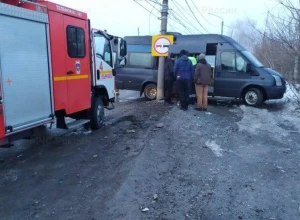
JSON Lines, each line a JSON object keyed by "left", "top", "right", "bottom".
{"left": 144, "top": 83, "right": 157, "bottom": 100}
{"left": 243, "top": 87, "right": 263, "bottom": 107}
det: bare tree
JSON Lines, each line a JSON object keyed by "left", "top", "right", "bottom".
{"left": 229, "top": 0, "right": 300, "bottom": 104}
{"left": 264, "top": 0, "right": 300, "bottom": 83}
{"left": 226, "top": 19, "right": 260, "bottom": 53}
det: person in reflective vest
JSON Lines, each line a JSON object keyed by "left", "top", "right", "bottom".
{"left": 188, "top": 53, "right": 197, "bottom": 105}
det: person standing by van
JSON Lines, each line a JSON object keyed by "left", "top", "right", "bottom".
{"left": 194, "top": 53, "right": 212, "bottom": 111}
{"left": 164, "top": 53, "right": 176, "bottom": 104}
{"left": 174, "top": 49, "right": 194, "bottom": 111}
{"left": 188, "top": 54, "right": 197, "bottom": 105}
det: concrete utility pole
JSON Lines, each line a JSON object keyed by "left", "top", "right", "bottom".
{"left": 221, "top": 20, "right": 224, "bottom": 35}
{"left": 156, "top": 0, "right": 168, "bottom": 100}
{"left": 208, "top": 13, "right": 223, "bottom": 35}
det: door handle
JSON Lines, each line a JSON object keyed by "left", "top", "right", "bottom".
{"left": 67, "top": 70, "right": 74, "bottom": 75}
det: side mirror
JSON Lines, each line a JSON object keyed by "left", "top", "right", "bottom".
{"left": 120, "top": 39, "right": 127, "bottom": 57}
{"left": 112, "top": 69, "right": 116, "bottom": 76}
{"left": 120, "top": 57, "right": 127, "bottom": 66}
{"left": 112, "top": 53, "right": 116, "bottom": 66}
{"left": 114, "top": 57, "right": 127, "bottom": 70}
{"left": 113, "top": 38, "right": 118, "bottom": 45}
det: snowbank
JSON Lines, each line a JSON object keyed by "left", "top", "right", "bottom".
{"left": 236, "top": 83, "right": 300, "bottom": 141}
{"left": 281, "top": 82, "right": 300, "bottom": 111}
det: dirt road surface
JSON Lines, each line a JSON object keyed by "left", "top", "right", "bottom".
{"left": 1, "top": 93, "right": 300, "bottom": 220}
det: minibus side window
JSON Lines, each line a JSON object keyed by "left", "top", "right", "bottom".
{"left": 221, "top": 51, "right": 247, "bottom": 73}
{"left": 221, "top": 52, "right": 235, "bottom": 71}
{"left": 236, "top": 53, "right": 247, "bottom": 73}
{"left": 128, "top": 52, "right": 152, "bottom": 68}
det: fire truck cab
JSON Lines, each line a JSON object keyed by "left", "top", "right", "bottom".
{"left": 0, "top": 0, "right": 127, "bottom": 147}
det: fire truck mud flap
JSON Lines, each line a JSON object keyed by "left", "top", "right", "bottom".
{"left": 0, "top": 4, "right": 54, "bottom": 133}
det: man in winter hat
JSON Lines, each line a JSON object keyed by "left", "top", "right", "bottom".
{"left": 173, "top": 50, "right": 194, "bottom": 110}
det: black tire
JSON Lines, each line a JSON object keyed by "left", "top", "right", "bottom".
{"left": 242, "top": 87, "right": 264, "bottom": 107}
{"left": 144, "top": 83, "right": 157, "bottom": 100}
{"left": 90, "top": 96, "right": 105, "bottom": 130}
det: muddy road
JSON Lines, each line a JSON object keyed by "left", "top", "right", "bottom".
{"left": 0, "top": 94, "right": 300, "bottom": 220}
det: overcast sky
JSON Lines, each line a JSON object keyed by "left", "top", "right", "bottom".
{"left": 51, "top": 0, "right": 287, "bottom": 37}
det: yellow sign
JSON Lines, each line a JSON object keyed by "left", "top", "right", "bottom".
{"left": 151, "top": 35, "right": 174, "bottom": 57}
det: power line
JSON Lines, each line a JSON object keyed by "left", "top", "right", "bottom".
{"left": 146, "top": 0, "right": 161, "bottom": 5}
{"left": 145, "top": 0, "right": 160, "bottom": 14}
{"left": 171, "top": 0, "right": 193, "bottom": 20}
{"left": 146, "top": 0, "right": 160, "bottom": 35}
{"left": 168, "top": 22, "right": 189, "bottom": 34}
{"left": 133, "top": 0, "right": 159, "bottom": 18}
{"left": 185, "top": 0, "right": 209, "bottom": 33}
{"left": 135, "top": 0, "right": 201, "bottom": 34}
{"left": 171, "top": 0, "right": 203, "bottom": 33}
{"left": 169, "top": 14, "right": 194, "bottom": 34}
{"left": 168, "top": 12, "right": 194, "bottom": 34}
{"left": 189, "top": 0, "right": 215, "bottom": 27}
{"left": 133, "top": 0, "right": 202, "bottom": 35}
{"left": 169, "top": 9, "right": 201, "bottom": 33}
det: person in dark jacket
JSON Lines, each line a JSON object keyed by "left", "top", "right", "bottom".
{"left": 174, "top": 49, "right": 194, "bottom": 111}
{"left": 194, "top": 53, "right": 212, "bottom": 111}
{"left": 164, "top": 53, "right": 176, "bottom": 104}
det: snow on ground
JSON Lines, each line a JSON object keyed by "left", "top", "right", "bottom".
{"left": 280, "top": 82, "right": 300, "bottom": 110}
{"left": 236, "top": 83, "right": 300, "bottom": 142}
{"left": 205, "top": 140, "right": 223, "bottom": 157}
{"left": 237, "top": 105, "right": 291, "bottom": 138}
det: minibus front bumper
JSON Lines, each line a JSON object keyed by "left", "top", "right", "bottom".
{"left": 265, "top": 86, "right": 287, "bottom": 99}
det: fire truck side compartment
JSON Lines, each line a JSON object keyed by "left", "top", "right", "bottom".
{"left": 0, "top": 3, "right": 54, "bottom": 133}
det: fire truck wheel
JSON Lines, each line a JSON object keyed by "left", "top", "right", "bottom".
{"left": 90, "top": 96, "right": 105, "bottom": 130}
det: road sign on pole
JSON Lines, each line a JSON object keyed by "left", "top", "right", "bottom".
{"left": 151, "top": 35, "right": 174, "bottom": 57}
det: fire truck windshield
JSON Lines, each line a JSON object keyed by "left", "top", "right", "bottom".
{"left": 94, "top": 33, "right": 112, "bottom": 66}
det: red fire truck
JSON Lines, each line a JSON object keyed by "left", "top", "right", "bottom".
{"left": 0, "top": 0, "right": 127, "bottom": 147}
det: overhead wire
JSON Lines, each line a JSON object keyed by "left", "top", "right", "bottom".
{"left": 145, "top": 0, "right": 193, "bottom": 35}
{"left": 146, "top": 0, "right": 161, "bottom": 5}
{"left": 145, "top": 0, "right": 191, "bottom": 35}
{"left": 171, "top": 0, "right": 195, "bottom": 21}
{"left": 133, "top": 0, "right": 159, "bottom": 19}
{"left": 168, "top": 22, "right": 189, "bottom": 34}
{"left": 168, "top": 12, "right": 194, "bottom": 34}
{"left": 184, "top": 0, "right": 210, "bottom": 33}
{"left": 169, "top": 9, "right": 201, "bottom": 33}
{"left": 170, "top": 0, "right": 203, "bottom": 33}
{"left": 189, "top": 0, "right": 216, "bottom": 27}
{"left": 145, "top": 0, "right": 160, "bottom": 34}
{"left": 145, "top": 0, "right": 161, "bottom": 14}
{"left": 134, "top": 0, "right": 204, "bottom": 35}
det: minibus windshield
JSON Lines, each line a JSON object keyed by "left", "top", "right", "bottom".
{"left": 241, "top": 50, "right": 264, "bottom": 68}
